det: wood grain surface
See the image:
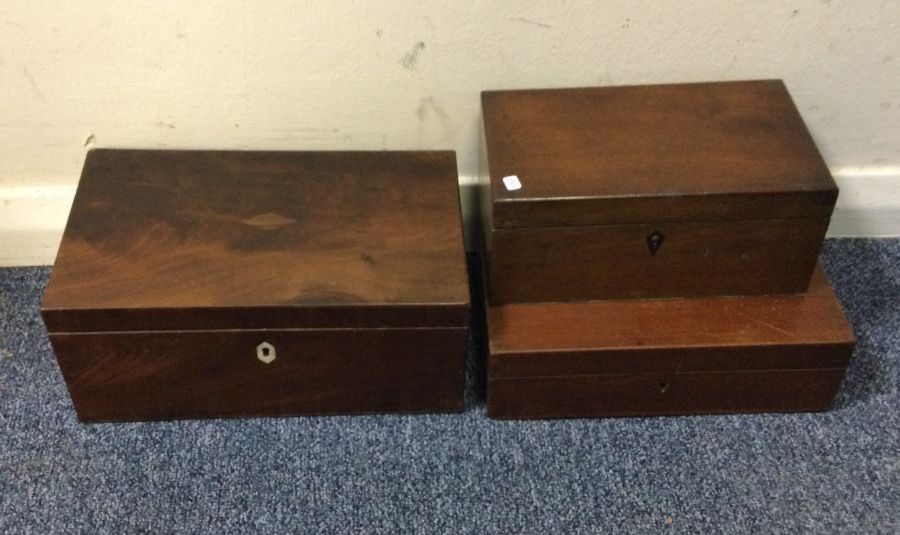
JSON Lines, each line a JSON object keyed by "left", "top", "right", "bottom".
{"left": 481, "top": 80, "right": 837, "bottom": 228}
{"left": 42, "top": 149, "right": 469, "bottom": 331}
{"left": 479, "top": 80, "right": 836, "bottom": 303}
{"left": 41, "top": 149, "right": 471, "bottom": 420}
{"left": 488, "top": 370, "right": 847, "bottom": 419}
{"left": 487, "top": 217, "right": 828, "bottom": 303}
{"left": 486, "top": 263, "right": 855, "bottom": 418}
{"left": 51, "top": 327, "right": 467, "bottom": 422}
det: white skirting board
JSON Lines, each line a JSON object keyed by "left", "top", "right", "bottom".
{"left": 1, "top": 185, "right": 76, "bottom": 267}
{"left": 1, "top": 169, "right": 898, "bottom": 266}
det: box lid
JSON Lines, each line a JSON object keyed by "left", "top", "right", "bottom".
{"left": 488, "top": 264, "right": 855, "bottom": 377}
{"left": 481, "top": 80, "right": 838, "bottom": 228}
{"left": 42, "top": 150, "right": 469, "bottom": 333}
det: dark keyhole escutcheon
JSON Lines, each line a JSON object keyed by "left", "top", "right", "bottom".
{"left": 647, "top": 231, "right": 665, "bottom": 256}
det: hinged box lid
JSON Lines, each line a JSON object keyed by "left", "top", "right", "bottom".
{"left": 488, "top": 264, "right": 855, "bottom": 378}
{"left": 481, "top": 80, "right": 838, "bottom": 228}
{"left": 42, "top": 150, "right": 469, "bottom": 333}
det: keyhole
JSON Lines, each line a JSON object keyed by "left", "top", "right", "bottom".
{"left": 647, "top": 230, "right": 666, "bottom": 256}
{"left": 659, "top": 382, "right": 669, "bottom": 393}
{"left": 256, "top": 342, "right": 276, "bottom": 364}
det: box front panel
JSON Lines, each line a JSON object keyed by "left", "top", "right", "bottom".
{"left": 488, "top": 218, "right": 828, "bottom": 304}
{"left": 488, "top": 368, "right": 847, "bottom": 419}
{"left": 50, "top": 328, "right": 467, "bottom": 422}
{"left": 489, "top": 344, "right": 854, "bottom": 378}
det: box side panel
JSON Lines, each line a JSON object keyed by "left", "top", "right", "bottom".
{"left": 491, "top": 190, "right": 838, "bottom": 228}
{"left": 489, "top": 343, "right": 855, "bottom": 378}
{"left": 488, "top": 217, "right": 828, "bottom": 304}
{"left": 487, "top": 368, "right": 847, "bottom": 419}
{"left": 41, "top": 303, "right": 470, "bottom": 333}
{"left": 477, "top": 108, "right": 494, "bottom": 253}
{"left": 49, "top": 327, "right": 467, "bottom": 422}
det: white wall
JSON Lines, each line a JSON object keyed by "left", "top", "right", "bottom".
{"left": 2, "top": 0, "right": 899, "bottom": 264}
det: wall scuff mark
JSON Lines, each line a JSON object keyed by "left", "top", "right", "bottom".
{"left": 401, "top": 41, "right": 426, "bottom": 71}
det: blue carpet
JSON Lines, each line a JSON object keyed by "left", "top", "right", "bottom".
{"left": 1, "top": 238, "right": 898, "bottom": 533}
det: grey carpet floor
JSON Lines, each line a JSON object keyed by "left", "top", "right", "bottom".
{"left": 1, "top": 238, "right": 898, "bottom": 534}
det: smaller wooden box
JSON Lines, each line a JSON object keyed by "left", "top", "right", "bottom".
{"left": 480, "top": 80, "right": 837, "bottom": 304}
{"left": 42, "top": 149, "right": 470, "bottom": 422}
{"left": 487, "top": 265, "right": 854, "bottom": 419}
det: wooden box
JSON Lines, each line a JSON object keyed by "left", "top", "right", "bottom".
{"left": 480, "top": 80, "right": 837, "bottom": 304}
{"left": 42, "top": 149, "right": 470, "bottom": 422}
{"left": 486, "top": 264, "right": 855, "bottom": 419}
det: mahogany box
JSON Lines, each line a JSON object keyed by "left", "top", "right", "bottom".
{"left": 487, "top": 264, "right": 855, "bottom": 419}
{"left": 480, "top": 80, "right": 837, "bottom": 304}
{"left": 42, "top": 149, "right": 470, "bottom": 422}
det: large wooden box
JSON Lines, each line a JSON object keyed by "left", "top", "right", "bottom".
{"left": 42, "top": 149, "right": 470, "bottom": 422}
{"left": 480, "top": 80, "right": 837, "bottom": 304}
{"left": 487, "top": 265, "right": 855, "bottom": 419}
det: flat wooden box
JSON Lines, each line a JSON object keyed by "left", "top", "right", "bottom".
{"left": 42, "top": 149, "right": 470, "bottom": 422}
{"left": 480, "top": 80, "right": 837, "bottom": 304}
{"left": 487, "top": 265, "right": 855, "bottom": 419}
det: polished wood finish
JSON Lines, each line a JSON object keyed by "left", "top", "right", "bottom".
{"left": 487, "top": 264, "right": 855, "bottom": 419}
{"left": 488, "top": 218, "right": 827, "bottom": 303}
{"left": 480, "top": 80, "right": 837, "bottom": 303}
{"left": 481, "top": 80, "right": 836, "bottom": 228}
{"left": 51, "top": 328, "right": 466, "bottom": 422}
{"left": 43, "top": 149, "right": 469, "bottom": 332}
{"left": 42, "top": 149, "right": 470, "bottom": 421}
{"left": 489, "top": 371, "right": 847, "bottom": 419}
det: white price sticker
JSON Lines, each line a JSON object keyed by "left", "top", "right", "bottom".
{"left": 502, "top": 175, "right": 522, "bottom": 191}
